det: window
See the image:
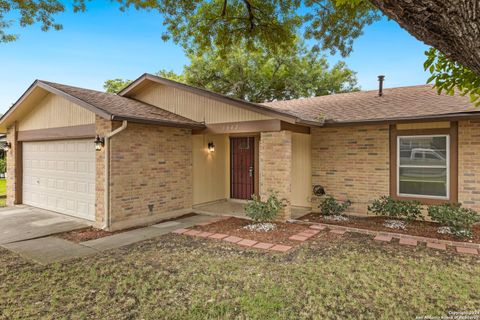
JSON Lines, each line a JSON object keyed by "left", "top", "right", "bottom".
{"left": 397, "top": 135, "right": 449, "bottom": 199}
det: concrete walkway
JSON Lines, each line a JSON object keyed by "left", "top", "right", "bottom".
{"left": 0, "top": 205, "right": 91, "bottom": 245}
{"left": 2, "top": 237, "right": 98, "bottom": 265}
{"left": 1, "top": 213, "right": 220, "bottom": 265}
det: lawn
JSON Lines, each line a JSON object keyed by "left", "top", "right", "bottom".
{"left": 0, "top": 179, "right": 5, "bottom": 207}
{"left": 0, "top": 232, "right": 479, "bottom": 319}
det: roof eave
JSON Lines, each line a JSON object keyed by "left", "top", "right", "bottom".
{"left": 111, "top": 115, "right": 206, "bottom": 129}
{"left": 321, "top": 112, "right": 480, "bottom": 127}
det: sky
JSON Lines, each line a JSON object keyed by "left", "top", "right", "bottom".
{"left": 0, "top": 2, "right": 430, "bottom": 113}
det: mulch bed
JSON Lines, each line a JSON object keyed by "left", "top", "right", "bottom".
{"left": 57, "top": 212, "right": 199, "bottom": 243}
{"left": 56, "top": 227, "right": 119, "bottom": 243}
{"left": 299, "top": 213, "right": 480, "bottom": 243}
{"left": 193, "top": 217, "right": 310, "bottom": 246}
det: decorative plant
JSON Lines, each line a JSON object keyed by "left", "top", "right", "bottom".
{"left": 427, "top": 203, "right": 480, "bottom": 238}
{"left": 319, "top": 195, "right": 351, "bottom": 216}
{"left": 368, "top": 196, "right": 423, "bottom": 222}
{"left": 245, "top": 191, "right": 285, "bottom": 223}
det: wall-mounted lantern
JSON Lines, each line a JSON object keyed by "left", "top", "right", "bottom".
{"left": 207, "top": 142, "right": 215, "bottom": 152}
{"left": 3, "top": 142, "right": 11, "bottom": 152}
{"left": 94, "top": 135, "right": 105, "bottom": 151}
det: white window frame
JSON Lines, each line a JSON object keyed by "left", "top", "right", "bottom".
{"left": 397, "top": 134, "right": 450, "bottom": 200}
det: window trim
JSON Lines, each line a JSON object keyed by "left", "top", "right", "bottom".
{"left": 396, "top": 134, "right": 450, "bottom": 200}
{"left": 389, "top": 123, "right": 458, "bottom": 205}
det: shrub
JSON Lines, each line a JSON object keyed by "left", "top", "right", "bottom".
{"left": 319, "top": 195, "right": 351, "bottom": 216}
{"left": 0, "top": 158, "right": 6, "bottom": 174}
{"left": 368, "top": 196, "right": 422, "bottom": 222}
{"left": 427, "top": 203, "right": 480, "bottom": 238}
{"left": 245, "top": 191, "right": 285, "bottom": 223}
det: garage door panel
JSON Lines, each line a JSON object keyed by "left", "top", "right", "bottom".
{"left": 23, "top": 139, "right": 95, "bottom": 221}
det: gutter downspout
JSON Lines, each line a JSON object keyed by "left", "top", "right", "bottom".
{"left": 103, "top": 120, "right": 128, "bottom": 230}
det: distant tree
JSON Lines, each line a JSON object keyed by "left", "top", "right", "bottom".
{"left": 108, "top": 42, "right": 359, "bottom": 103}
{"left": 177, "top": 42, "right": 359, "bottom": 102}
{"left": 103, "top": 78, "right": 132, "bottom": 94}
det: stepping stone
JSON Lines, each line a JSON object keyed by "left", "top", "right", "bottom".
{"left": 289, "top": 235, "right": 309, "bottom": 242}
{"left": 172, "top": 228, "right": 189, "bottom": 234}
{"left": 303, "top": 229, "right": 320, "bottom": 235}
{"left": 330, "top": 229, "right": 346, "bottom": 235}
{"left": 456, "top": 247, "right": 479, "bottom": 255}
{"left": 237, "top": 239, "right": 258, "bottom": 247}
{"left": 270, "top": 244, "right": 292, "bottom": 252}
{"left": 223, "top": 236, "right": 243, "bottom": 243}
{"left": 310, "top": 225, "right": 326, "bottom": 230}
{"left": 399, "top": 238, "right": 418, "bottom": 246}
{"left": 184, "top": 230, "right": 202, "bottom": 236}
{"left": 208, "top": 233, "right": 228, "bottom": 240}
{"left": 197, "top": 232, "right": 214, "bottom": 238}
{"left": 253, "top": 242, "right": 274, "bottom": 250}
{"left": 296, "top": 232, "right": 314, "bottom": 238}
{"left": 426, "top": 242, "right": 447, "bottom": 251}
{"left": 374, "top": 235, "right": 392, "bottom": 242}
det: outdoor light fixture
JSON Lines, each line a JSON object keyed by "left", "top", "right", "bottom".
{"left": 207, "top": 142, "right": 215, "bottom": 152}
{"left": 94, "top": 135, "right": 105, "bottom": 151}
{"left": 3, "top": 142, "right": 11, "bottom": 152}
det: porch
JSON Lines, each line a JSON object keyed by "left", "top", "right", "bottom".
{"left": 192, "top": 126, "right": 313, "bottom": 220}
{"left": 194, "top": 199, "right": 310, "bottom": 220}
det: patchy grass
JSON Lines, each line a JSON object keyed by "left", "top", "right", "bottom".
{"left": 0, "top": 232, "right": 479, "bottom": 319}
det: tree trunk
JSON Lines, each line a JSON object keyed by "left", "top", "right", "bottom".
{"left": 369, "top": 0, "right": 480, "bottom": 75}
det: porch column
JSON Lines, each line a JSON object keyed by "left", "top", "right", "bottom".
{"left": 259, "top": 130, "right": 292, "bottom": 220}
{"left": 6, "top": 122, "right": 20, "bottom": 206}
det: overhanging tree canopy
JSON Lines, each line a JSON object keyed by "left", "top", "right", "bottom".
{"left": 3, "top": 0, "right": 480, "bottom": 103}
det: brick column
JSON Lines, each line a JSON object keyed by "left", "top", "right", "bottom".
{"left": 259, "top": 131, "right": 293, "bottom": 220}
{"left": 6, "top": 122, "right": 20, "bottom": 206}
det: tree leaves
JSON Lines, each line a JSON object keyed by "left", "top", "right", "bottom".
{"left": 0, "top": 0, "right": 72, "bottom": 42}
{"left": 424, "top": 48, "right": 480, "bottom": 107}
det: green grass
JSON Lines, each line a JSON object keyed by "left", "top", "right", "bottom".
{"left": 0, "top": 179, "right": 5, "bottom": 207}
{"left": 0, "top": 179, "right": 5, "bottom": 195}
{"left": 0, "top": 232, "right": 479, "bottom": 319}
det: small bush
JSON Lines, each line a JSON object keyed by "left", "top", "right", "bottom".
{"left": 368, "top": 196, "right": 422, "bottom": 222}
{"left": 245, "top": 191, "right": 284, "bottom": 223}
{"left": 0, "top": 158, "right": 6, "bottom": 173}
{"left": 319, "top": 195, "right": 351, "bottom": 216}
{"left": 428, "top": 203, "right": 480, "bottom": 238}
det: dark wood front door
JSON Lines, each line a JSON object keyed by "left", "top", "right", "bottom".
{"left": 230, "top": 137, "right": 255, "bottom": 199}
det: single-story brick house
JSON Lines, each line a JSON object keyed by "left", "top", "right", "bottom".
{"left": 1, "top": 73, "right": 479, "bottom": 230}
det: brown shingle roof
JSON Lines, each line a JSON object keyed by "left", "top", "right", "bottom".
{"left": 263, "top": 85, "right": 480, "bottom": 124}
{"left": 41, "top": 81, "right": 204, "bottom": 128}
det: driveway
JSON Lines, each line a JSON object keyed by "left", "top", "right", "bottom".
{"left": 0, "top": 205, "right": 91, "bottom": 245}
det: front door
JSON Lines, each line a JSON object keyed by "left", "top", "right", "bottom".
{"left": 230, "top": 137, "right": 255, "bottom": 200}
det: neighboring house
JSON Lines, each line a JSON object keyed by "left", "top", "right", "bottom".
{"left": 1, "top": 73, "right": 479, "bottom": 230}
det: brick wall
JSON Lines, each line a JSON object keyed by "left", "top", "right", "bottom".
{"left": 259, "top": 131, "right": 292, "bottom": 220}
{"left": 458, "top": 120, "right": 480, "bottom": 212}
{"left": 311, "top": 124, "right": 390, "bottom": 214}
{"left": 6, "top": 122, "right": 18, "bottom": 206}
{"left": 94, "top": 116, "right": 113, "bottom": 225}
{"left": 108, "top": 122, "right": 193, "bottom": 230}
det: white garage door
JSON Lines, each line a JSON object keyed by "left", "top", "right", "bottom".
{"left": 22, "top": 139, "right": 96, "bottom": 221}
